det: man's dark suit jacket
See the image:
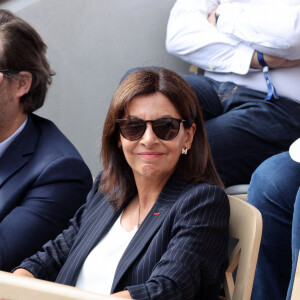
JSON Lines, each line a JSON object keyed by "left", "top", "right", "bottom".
{"left": 0, "top": 114, "right": 93, "bottom": 271}
{"left": 18, "top": 175, "right": 229, "bottom": 300}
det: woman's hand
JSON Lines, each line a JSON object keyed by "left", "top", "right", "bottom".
{"left": 12, "top": 268, "right": 35, "bottom": 278}
{"left": 110, "top": 290, "right": 132, "bottom": 298}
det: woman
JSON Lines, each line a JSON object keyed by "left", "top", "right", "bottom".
{"left": 13, "top": 68, "right": 229, "bottom": 300}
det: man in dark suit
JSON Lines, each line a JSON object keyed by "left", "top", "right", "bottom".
{"left": 0, "top": 9, "right": 93, "bottom": 271}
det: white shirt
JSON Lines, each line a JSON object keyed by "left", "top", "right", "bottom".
{"left": 75, "top": 213, "right": 138, "bottom": 295}
{"left": 166, "top": 0, "right": 300, "bottom": 102}
{"left": 0, "top": 117, "right": 28, "bottom": 158}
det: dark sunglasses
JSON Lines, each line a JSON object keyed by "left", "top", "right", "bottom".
{"left": 116, "top": 117, "right": 190, "bottom": 141}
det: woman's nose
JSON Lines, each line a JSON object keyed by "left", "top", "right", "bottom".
{"left": 140, "top": 123, "right": 159, "bottom": 145}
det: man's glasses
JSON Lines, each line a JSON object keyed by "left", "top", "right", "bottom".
{"left": 116, "top": 117, "right": 189, "bottom": 141}
{"left": 0, "top": 69, "right": 20, "bottom": 73}
{"left": 0, "top": 69, "right": 20, "bottom": 77}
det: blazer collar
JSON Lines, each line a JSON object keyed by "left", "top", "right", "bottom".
{"left": 111, "top": 175, "right": 188, "bottom": 292}
{"left": 0, "top": 114, "right": 39, "bottom": 187}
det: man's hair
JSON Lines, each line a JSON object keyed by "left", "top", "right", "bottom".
{"left": 0, "top": 9, "right": 55, "bottom": 113}
{"left": 100, "top": 67, "right": 223, "bottom": 210}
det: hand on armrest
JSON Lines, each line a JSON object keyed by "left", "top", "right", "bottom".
{"left": 12, "top": 268, "right": 35, "bottom": 278}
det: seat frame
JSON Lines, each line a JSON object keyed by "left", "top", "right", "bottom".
{"left": 0, "top": 271, "right": 118, "bottom": 300}
{"left": 224, "top": 195, "right": 262, "bottom": 300}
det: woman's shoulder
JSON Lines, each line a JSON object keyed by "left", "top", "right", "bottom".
{"left": 177, "top": 181, "right": 229, "bottom": 211}
{"left": 168, "top": 181, "right": 230, "bottom": 229}
{"left": 184, "top": 181, "right": 227, "bottom": 198}
{"left": 165, "top": 176, "right": 228, "bottom": 205}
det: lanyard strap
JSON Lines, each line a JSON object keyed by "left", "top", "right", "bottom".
{"left": 257, "top": 51, "right": 279, "bottom": 100}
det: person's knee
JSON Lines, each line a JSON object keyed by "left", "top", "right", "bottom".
{"left": 248, "top": 152, "right": 296, "bottom": 212}
{"left": 248, "top": 154, "right": 285, "bottom": 208}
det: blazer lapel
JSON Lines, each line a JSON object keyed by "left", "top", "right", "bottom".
{"left": 57, "top": 192, "right": 124, "bottom": 286}
{"left": 0, "top": 115, "right": 38, "bottom": 187}
{"left": 111, "top": 176, "right": 187, "bottom": 292}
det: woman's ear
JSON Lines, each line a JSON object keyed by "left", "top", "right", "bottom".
{"left": 15, "top": 71, "right": 32, "bottom": 98}
{"left": 185, "top": 123, "right": 196, "bottom": 150}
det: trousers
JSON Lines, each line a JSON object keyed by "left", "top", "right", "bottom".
{"left": 182, "top": 74, "right": 300, "bottom": 186}
{"left": 248, "top": 152, "right": 300, "bottom": 300}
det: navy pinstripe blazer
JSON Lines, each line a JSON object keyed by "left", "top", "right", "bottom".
{"left": 18, "top": 174, "right": 229, "bottom": 300}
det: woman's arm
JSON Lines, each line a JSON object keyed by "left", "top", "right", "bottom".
{"left": 11, "top": 178, "right": 101, "bottom": 281}
{"left": 126, "top": 184, "right": 230, "bottom": 300}
{"left": 11, "top": 205, "right": 85, "bottom": 282}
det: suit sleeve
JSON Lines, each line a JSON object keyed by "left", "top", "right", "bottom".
{"left": 126, "top": 185, "right": 230, "bottom": 300}
{"left": 0, "top": 156, "right": 93, "bottom": 272}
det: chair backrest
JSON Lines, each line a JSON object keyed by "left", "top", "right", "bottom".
{"left": 224, "top": 196, "right": 263, "bottom": 300}
{"left": 225, "top": 184, "right": 249, "bottom": 201}
{"left": 0, "top": 271, "right": 123, "bottom": 300}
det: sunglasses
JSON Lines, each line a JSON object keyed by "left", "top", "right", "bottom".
{"left": 116, "top": 117, "right": 189, "bottom": 141}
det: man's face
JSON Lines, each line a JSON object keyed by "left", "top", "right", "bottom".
{"left": 0, "top": 75, "right": 16, "bottom": 124}
{"left": 0, "top": 73, "right": 25, "bottom": 142}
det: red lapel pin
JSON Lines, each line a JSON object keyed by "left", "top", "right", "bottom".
{"left": 153, "top": 212, "right": 160, "bottom": 216}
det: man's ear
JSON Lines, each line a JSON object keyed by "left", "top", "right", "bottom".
{"left": 15, "top": 71, "right": 32, "bottom": 98}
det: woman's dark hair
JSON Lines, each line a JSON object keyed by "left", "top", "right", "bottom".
{"left": 101, "top": 67, "right": 223, "bottom": 210}
{"left": 0, "top": 9, "right": 55, "bottom": 113}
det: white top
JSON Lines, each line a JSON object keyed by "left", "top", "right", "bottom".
{"left": 0, "top": 117, "right": 27, "bottom": 158}
{"left": 289, "top": 138, "right": 300, "bottom": 163}
{"left": 75, "top": 213, "right": 138, "bottom": 295}
{"left": 166, "top": 0, "right": 300, "bottom": 103}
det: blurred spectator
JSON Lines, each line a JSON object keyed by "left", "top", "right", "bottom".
{"left": 166, "top": 0, "right": 300, "bottom": 186}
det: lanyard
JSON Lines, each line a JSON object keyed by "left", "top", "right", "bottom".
{"left": 257, "top": 51, "right": 279, "bottom": 100}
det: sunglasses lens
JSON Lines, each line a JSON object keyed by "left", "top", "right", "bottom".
{"left": 119, "top": 119, "right": 145, "bottom": 140}
{"left": 153, "top": 118, "right": 180, "bottom": 140}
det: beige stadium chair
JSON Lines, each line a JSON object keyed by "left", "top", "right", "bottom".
{"left": 225, "top": 185, "right": 249, "bottom": 201}
{"left": 0, "top": 271, "right": 123, "bottom": 300}
{"left": 224, "top": 195, "right": 263, "bottom": 300}
{"left": 291, "top": 249, "right": 300, "bottom": 300}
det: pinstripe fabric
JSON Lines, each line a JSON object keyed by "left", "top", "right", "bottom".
{"left": 18, "top": 175, "right": 229, "bottom": 300}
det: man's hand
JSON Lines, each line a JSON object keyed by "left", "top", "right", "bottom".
{"left": 264, "top": 55, "right": 300, "bottom": 69}
{"left": 208, "top": 7, "right": 217, "bottom": 26}
{"left": 251, "top": 51, "right": 300, "bottom": 69}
